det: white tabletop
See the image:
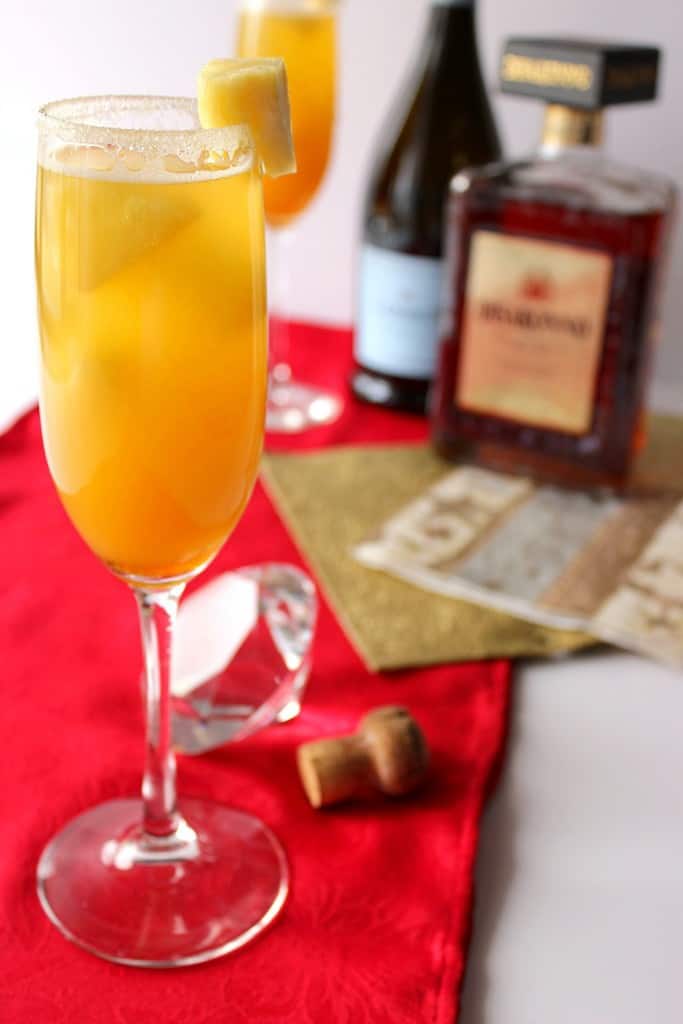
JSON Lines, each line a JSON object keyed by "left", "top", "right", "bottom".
{"left": 461, "top": 651, "right": 683, "bottom": 1024}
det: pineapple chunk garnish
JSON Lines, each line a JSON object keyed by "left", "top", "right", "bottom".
{"left": 198, "top": 58, "right": 296, "bottom": 178}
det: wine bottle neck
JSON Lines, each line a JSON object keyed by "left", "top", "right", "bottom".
{"left": 430, "top": 0, "right": 475, "bottom": 16}
{"left": 425, "top": 0, "right": 475, "bottom": 44}
{"left": 427, "top": 0, "right": 476, "bottom": 38}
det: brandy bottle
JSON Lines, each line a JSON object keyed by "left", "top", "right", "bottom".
{"left": 431, "top": 38, "right": 676, "bottom": 489}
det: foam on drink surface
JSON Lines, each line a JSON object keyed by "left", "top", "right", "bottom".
{"left": 39, "top": 143, "right": 254, "bottom": 184}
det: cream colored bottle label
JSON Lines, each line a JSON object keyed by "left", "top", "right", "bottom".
{"left": 456, "top": 230, "right": 613, "bottom": 435}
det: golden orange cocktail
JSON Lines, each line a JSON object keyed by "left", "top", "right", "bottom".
{"left": 238, "top": 2, "right": 336, "bottom": 225}
{"left": 35, "top": 92, "right": 296, "bottom": 967}
{"left": 37, "top": 136, "right": 267, "bottom": 582}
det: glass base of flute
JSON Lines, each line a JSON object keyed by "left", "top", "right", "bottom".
{"left": 38, "top": 801, "right": 288, "bottom": 968}
{"left": 268, "top": 322, "right": 342, "bottom": 433}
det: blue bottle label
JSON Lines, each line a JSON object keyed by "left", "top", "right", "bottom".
{"left": 356, "top": 244, "right": 444, "bottom": 380}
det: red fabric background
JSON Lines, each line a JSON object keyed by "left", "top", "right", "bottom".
{"left": 1, "top": 324, "right": 510, "bottom": 1023}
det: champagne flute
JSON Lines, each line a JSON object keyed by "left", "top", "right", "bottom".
{"left": 35, "top": 95, "right": 287, "bottom": 966}
{"left": 238, "top": 0, "right": 343, "bottom": 432}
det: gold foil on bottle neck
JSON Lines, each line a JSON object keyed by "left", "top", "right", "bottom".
{"left": 542, "top": 105, "right": 604, "bottom": 148}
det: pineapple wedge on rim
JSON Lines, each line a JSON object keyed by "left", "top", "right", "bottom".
{"left": 198, "top": 58, "right": 296, "bottom": 178}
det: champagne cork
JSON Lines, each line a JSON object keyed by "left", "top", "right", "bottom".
{"left": 297, "top": 706, "right": 429, "bottom": 808}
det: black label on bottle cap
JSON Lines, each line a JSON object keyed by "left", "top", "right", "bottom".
{"left": 500, "top": 38, "right": 660, "bottom": 109}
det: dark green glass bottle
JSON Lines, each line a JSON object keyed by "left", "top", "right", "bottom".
{"left": 352, "top": 0, "right": 502, "bottom": 414}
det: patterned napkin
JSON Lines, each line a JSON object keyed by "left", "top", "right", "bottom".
{"left": 261, "top": 453, "right": 587, "bottom": 672}
{"left": 262, "top": 415, "right": 682, "bottom": 672}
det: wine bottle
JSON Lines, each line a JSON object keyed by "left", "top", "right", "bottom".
{"left": 352, "top": 0, "right": 502, "bottom": 414}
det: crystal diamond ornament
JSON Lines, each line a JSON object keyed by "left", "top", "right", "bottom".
{"left": 171, "top": 564, "right": 317, "bottom": 755}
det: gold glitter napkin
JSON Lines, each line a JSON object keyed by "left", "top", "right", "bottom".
{"left": 261, "top": 415, "right": 682, "bottom": 672}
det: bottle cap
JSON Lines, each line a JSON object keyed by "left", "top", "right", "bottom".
{"left": 500, "top": 38, "right": 660, "bottom": 110}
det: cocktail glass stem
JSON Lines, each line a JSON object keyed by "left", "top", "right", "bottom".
{"left": 271, "top": 323, "right": 293, "bottom": 387}
{"left": 136, "top": 585, "right": 185, "bottom": 839}
{"left": 269, "top": 226, "right": 293, "bottom": 384}
{"left": 265, "top": 227, "right": 342, "bottom": 434}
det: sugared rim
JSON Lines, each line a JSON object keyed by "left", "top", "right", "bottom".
{"left": 37, "top": 95, "right": 252, "bottom": 162}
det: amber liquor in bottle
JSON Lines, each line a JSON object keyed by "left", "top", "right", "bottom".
{"left": 431, "top": 39, "right": 676, "bottom": 489}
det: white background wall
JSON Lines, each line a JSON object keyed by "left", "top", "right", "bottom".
{"left": 3, "top": 0, "right": 682, "bottom": 427}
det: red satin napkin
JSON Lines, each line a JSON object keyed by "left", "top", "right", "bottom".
{"left": 1, "top": 324, "right": 510, "bottom": 1023}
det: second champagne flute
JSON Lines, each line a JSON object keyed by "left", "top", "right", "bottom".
{"left": 238, "top": 0, "right": 343, "bottom": 433}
